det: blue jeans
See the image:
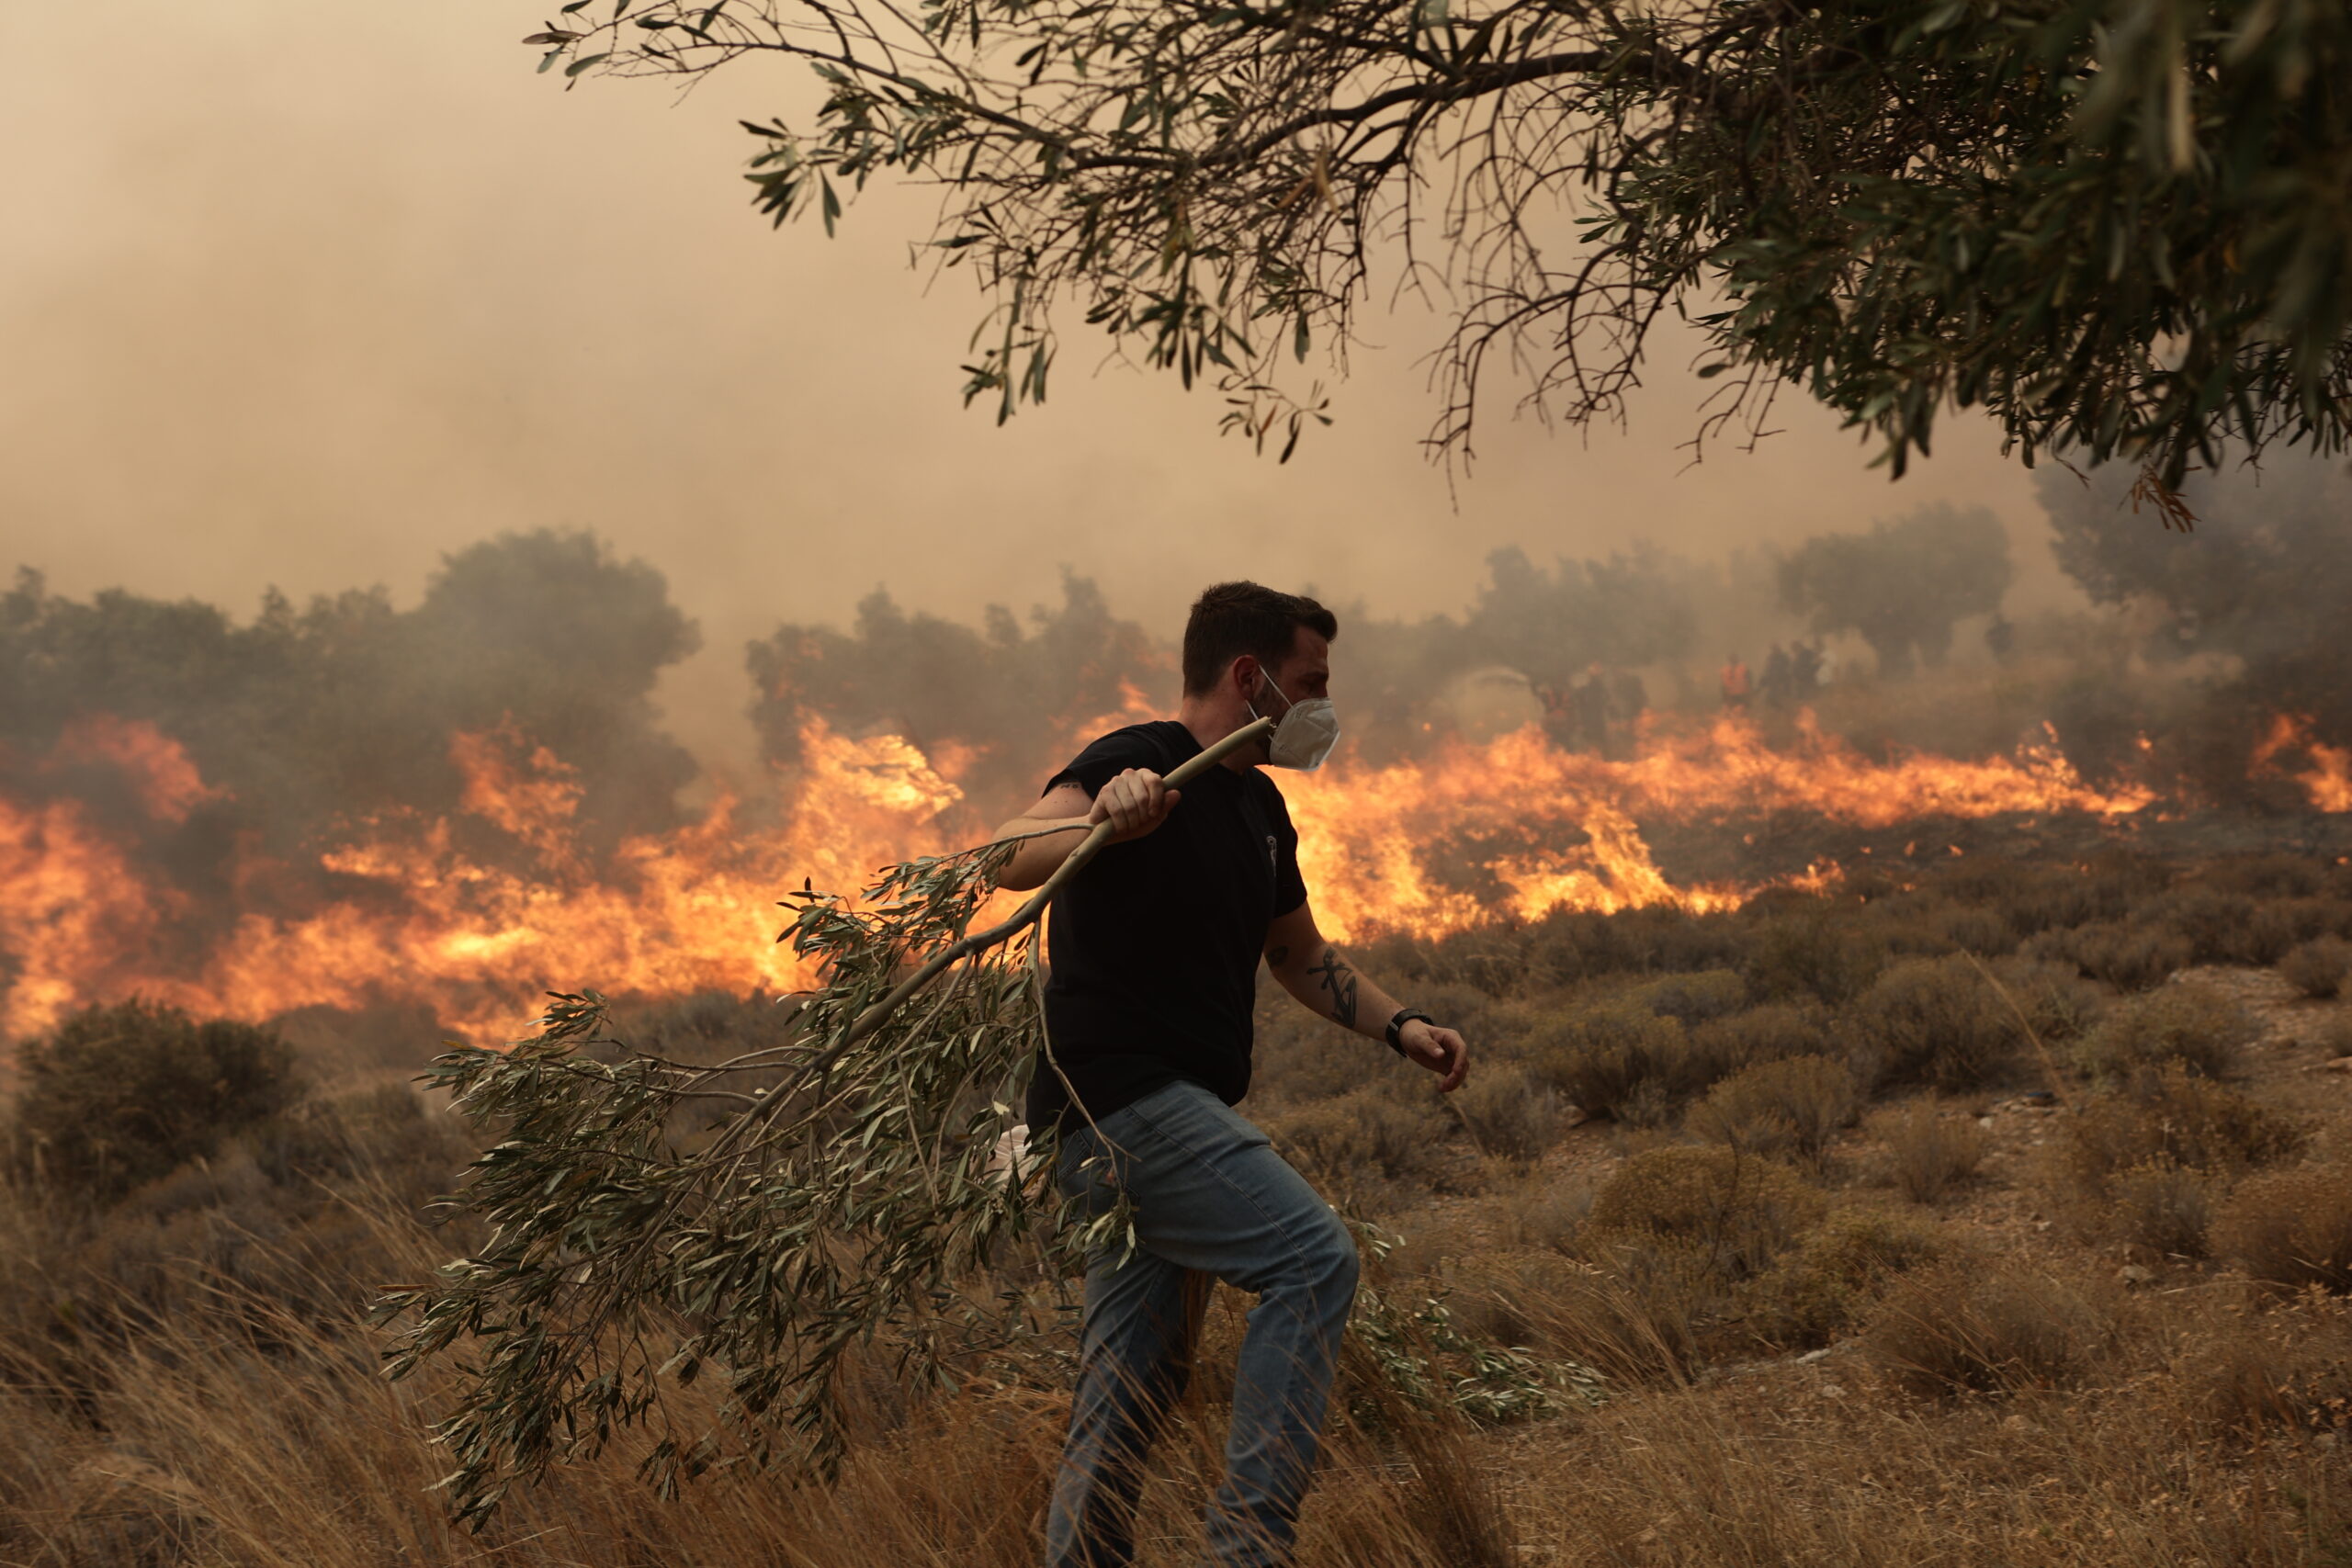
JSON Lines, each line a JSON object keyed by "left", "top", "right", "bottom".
{"left": 1045, "top": 1079, "right": 1360, "bottom": 1568}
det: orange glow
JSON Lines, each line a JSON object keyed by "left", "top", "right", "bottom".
{"left": 1284, "top": 714, "right": 2152, "bottom": 941}
{"left": 2252, "top": 714, "right": 2352, "bottom": 813}
{"left": 0, "top": 704, "right": 2344, "bottom": 1043}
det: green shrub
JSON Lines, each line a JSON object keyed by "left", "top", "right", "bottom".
{"left": 1453, "top": 1065, "right": 1568, "bottom": 1165}
{"left": 1866, "top": 1264, "right": 2117, "bottom": 1398}
{"left": 1584, "top": 1145, "right": 1825, "bottom": 1283}
{"left": 1847, "top": 955, "right": 2019, "bottom": 1092}
{"left": 1684, "top": 1055, "right": 1859, "bottom": 1163}
{"left": 1740, "top": 916, "right": 1886, "bottom": 1007}
{"left": 10, "top": 999, "right": 300, "bottom": 1201}
{"left": 1746, "top": 1207, "right": 1945, "bottom": 1348}
{"left": 2216, "top": 1163, "right": 2352, "bottom": 1293}
{"left": 2059, "top": 1063, "right": 2304, "bottom": 1199}
{"left": 2073, "top": 980, "right": 2260, "bottom": 1083}
{"left": 1869, "top": 1100, "right": 1993, "bottom": 1203}
{"left": 2281, "top": 937, "right": 2352, "bottom": 1000}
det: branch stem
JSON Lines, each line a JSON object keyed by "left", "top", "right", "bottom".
{"left": 806, "top": 716, "right": 1274, "bottom": 1073}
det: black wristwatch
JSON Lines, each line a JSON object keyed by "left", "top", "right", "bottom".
{"left": 1385, "top": 1008, "right": 1437, "bottom": 1056}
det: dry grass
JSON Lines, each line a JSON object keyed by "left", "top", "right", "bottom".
{"left": 15, "top": 851, "right": 2352, "bottom": 1567}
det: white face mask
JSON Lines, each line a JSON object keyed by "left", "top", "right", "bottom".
{"left": 1250, "top": 671, "right": 1340, "bottom": 771}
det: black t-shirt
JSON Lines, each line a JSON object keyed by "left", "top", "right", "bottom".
{"left": 1026, "top": 721, "right": 1308, "bottom": 1132}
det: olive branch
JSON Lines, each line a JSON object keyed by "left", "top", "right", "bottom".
{"left": 370, "top": 719, "right": 1272, "bottom": 1524}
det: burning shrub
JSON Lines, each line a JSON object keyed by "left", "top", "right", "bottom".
{"left": 1684, "top": 1055, "right": 1860, "bottom": 1164}
{"left": 1868, "top": 1100, "right": 1992, "bottom": 1203}
{"left": 2281, "top": 936, "right": 2352, "bottom": 999}
{"left": 1866, "top": 1263, "right": 2118, "bottom": 1398}
{"left": 2073, "top": 980, "right": 2260, "bottom": 1083}
{"left": 1740, "top": 916, "right": 1886, "bottom": 1007}
{"left": 1745, "top": 1206, "right": 1946, "bottom": 1349}
{"left": 1847, "top": 955, "right": 2019, "bottom": 1092}
{"left": 2215, "top": 1163, "right": 2352, "bottom": 1294}
{"left": 2059, "top": 1063, "right": 2304, "bottom": 1201}
{"left": 1452, "top": 1065, "right": 1569, "bottom": 1166}
{"left": 1583, "top": 1145, "right": 1825, "bottom": 1284}
{"left": 10, "top": 1000, "right": 300, "bottom": 1202}
{"left": 2025, "top": 919, "right": 2193, "bottom": 992}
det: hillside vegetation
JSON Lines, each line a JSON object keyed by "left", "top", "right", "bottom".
{"left": 8, "top": 850, "right": 2352, "bottom": 1565}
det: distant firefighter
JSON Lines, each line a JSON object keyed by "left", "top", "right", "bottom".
{"left": 1720, "top": 653, "right": 1752, "bottom": 711}
{"left": 1760, "top": 643, "right": 1794, "bottom": 709}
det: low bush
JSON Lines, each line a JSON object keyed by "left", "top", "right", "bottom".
{"left": 1745, "top": 1207, "right": 1945, "bottom": 1349}
{"left": 1987, "top": 955, "right": 2106, "bottom": 1044}
{"left": 2200, "top": 853, "right": 2330, "bottom": 900}
{"left": 1583, "top": 1145, "right": 1825, "bottom": 1284}
{"left": 1274, "top": 1091, "right": 1445, "bottom": 1192}
{"left": 1684, "top": 1055, "right": 1860, "bottom": 1164}
{"left": 1452, "top": 1066, "right": 1568, "bottom": 1166}
{"left": 10, "top": 1000, "right": 300, "bottom": 1202}
{"left": 2150, "top": 889, "right": 2299, "bottom": 967}
{"left": 1523, "top": 1002, "right": 1695, "bottom": 1125}
{"left": 2093, "top": 1158, "right": 2218, "bottom": 1261}
{"left": 2281, "top": 937, "right": 2352, "bottom": 1000}
{"left": 1684, "top": 1002, "right": 1828, "bottom": 1072}
{"left": 1629, "top": 969, "right": 1749, "bottom": 1024}
{"left": 2059, "top": 1063, "right": 2304, "bottom": 1200}
{"left": 1846, "top": 955, "right": 2019, "bottom": 1092}
{"left": 1865, "top": 1263, "right": 2119, "bottom": 1398}
{"left": 2073, "top": 981, "right": 2260, "bottom": 1083}
{"left": 2216, "top": 1162, "right": 2352, "bottom": 1293}
{"left": 1522, "top": 906, "right": 1745, "bottom": 987}
{"left": 1740, "top": 917, "right": 1886, "bottom": 1008}
{"left": 2026, "top": 920, "right": 2194, "bottom": 992}
{"left": 1869, "top": 1100, "right": 1992, "bottom": 1203}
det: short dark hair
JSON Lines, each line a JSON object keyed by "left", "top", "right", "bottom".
{"left": 1182, "top": 581, "right": 1339, "bottom": 696}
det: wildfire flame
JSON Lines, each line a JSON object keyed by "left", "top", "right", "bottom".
{"left": 0, "top": 705, "right": 2342, "bottom": 1044}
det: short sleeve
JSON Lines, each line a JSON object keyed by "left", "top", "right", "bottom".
{"left": 1043, "top": 726, "right": 1170, "bottom": 800}
{"left": 1264, "top": 782, "right": 1308, "bottom": 917}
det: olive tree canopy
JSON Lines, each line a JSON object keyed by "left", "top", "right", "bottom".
{"left": 523, "top": 0, "right": 2351, "bottom": 494}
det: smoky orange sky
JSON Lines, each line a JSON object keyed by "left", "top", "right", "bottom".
{"left": 1, "top": 0, "right": 2068, "bottom": 768}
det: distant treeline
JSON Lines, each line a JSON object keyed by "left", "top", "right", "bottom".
{"left": 6, "top": 456, "right": 2347, "bottom": 886}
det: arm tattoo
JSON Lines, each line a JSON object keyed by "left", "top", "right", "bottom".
{"left": 1268, "top": 944, "right": 1290, "bottom": 966}
{"left": 1308, "top": 947, "right": 1358, "bottom": 1029}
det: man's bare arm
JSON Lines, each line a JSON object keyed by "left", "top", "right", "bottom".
{"left": 1263, "top": 900, "right": 1469, "bottom": 1091}
{"left": 990, "top": 769, "right": 1182, "bottom": 891}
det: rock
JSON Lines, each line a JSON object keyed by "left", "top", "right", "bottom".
{"left": 2310, "top": 1057, "right": 2352, "bottom": 1074}
{"left": 2118, "top": 1264, "right": 2156, "bottom": 1287}
{"left": 1561, "top": 1103, "right": 1590, "bottom": 1128}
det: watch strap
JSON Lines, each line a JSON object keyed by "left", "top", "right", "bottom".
{"left": 1385, "top": 1008, "right": 1436, "bottom": 1056}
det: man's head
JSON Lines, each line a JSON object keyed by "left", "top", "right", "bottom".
{"left": 1182, "top": 581, "right": 1337, "bottom": 707}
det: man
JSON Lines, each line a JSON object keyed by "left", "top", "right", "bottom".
{"left": 1719, "top": 651, "right": 1752, "bottom": 711}
{"left": 993, "top": 581, "right": 1471, "bottom": 1568}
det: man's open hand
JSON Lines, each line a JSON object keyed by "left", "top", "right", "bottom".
{"left": 1397, "top": 1020, "right": 1468, "bottom": 1092}
{"left": 1090, "top": 767, "right": 1180, "bottom": 843}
